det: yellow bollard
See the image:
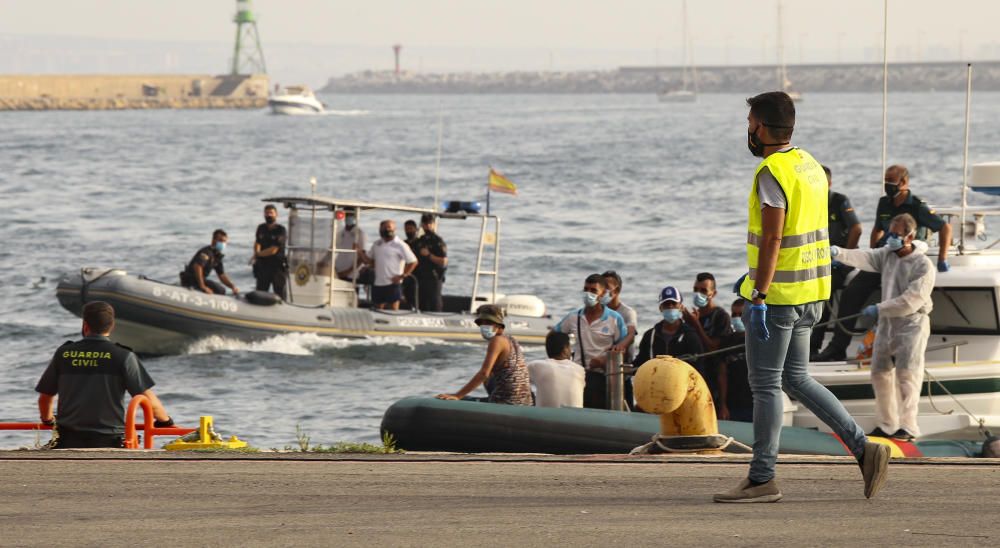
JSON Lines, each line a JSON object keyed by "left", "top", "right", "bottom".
{"left": 163, "top": 415, "right": 248, "bottom": 451}
{"left": 633, "top": 355, "right": 718, "bottom": 436}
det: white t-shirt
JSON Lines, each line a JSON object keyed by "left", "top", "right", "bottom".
{"left": 553, "top": 307, "right": 627, "bottom": 370}
{"left": 369, "top": 236, "right": 417, "bottom": 286}
{"left": 335, "top": 226, "right": 366, "bottom": 274}
{"left": 527, "top": 358, "right": 585, "bottom": 408}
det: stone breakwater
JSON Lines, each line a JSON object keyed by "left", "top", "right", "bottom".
{"left": 0, "top": 74, "right": 269, "bottom": 111}
{"left": 321, "top": 61, "right": 1000, "bottom": 94}
{"left": 0, "top": 96, "right": 267, "bottom": 111}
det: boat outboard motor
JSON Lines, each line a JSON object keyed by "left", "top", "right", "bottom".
{"left": 982, "top": 433, "right": 1000, "bottom": 458}
{"left": 245, "top": 290, "right": 282, "bottom": 306}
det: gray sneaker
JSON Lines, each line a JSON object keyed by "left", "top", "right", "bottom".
{"left": 861, "top": 441, "right": 891, "bottom": 499}
{"left": 713, "top": 478, "right": 783, "bottom": 503}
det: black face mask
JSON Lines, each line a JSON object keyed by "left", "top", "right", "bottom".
{"left": 380, "top": 229, "right": 395, "bottom": 239}
{"left": 747, "top": 124, "right": 791, "bottom": 158}
{"left": 265, "top": 216, "right": 277, "bottom": 225}
{"left": 884, "top": 183, "right": 900, "bottom": 198}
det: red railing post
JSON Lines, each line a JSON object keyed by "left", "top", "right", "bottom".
{"left": 123, "top": 395, "right": 154, "bottom": 449}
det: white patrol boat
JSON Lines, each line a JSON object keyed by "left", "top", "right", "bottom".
{"left": 803, "top": 164, "right": 1000, "bottom": 440}
{"left": 56, "top": 196, "right": 551, "bottom": 354}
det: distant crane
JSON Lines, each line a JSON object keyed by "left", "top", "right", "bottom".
{"left": 231, "top": 0, "right": 267, "bottom": 75}
{"left": 393, "top": 44, "right": 402, "bottom": 78}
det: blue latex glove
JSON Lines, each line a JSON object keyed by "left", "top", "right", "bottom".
{"left": 937, "top": 259, "right": 950, "bottom": 273}
{"left": 749, "top": 303, "right": 769, "bottom": 342}
{"left": 733, "top": 272, "right": 748, "bottom": 294}
{"left": 862, "top": 304, "right": 879, "bottom": 319}
{"left": 831, "top": 260, "right": 845, "bottom": 268}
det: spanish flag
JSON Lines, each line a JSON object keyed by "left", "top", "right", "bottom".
{"left": 488, "top": 168, "right": 518, "bottom": 195}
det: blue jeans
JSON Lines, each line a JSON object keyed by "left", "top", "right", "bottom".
{"left": 743, "top": 301, "right": 866, "bottom": 483}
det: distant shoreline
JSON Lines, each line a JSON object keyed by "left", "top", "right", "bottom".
{"left": 321, "top": 61, "right": 1000, "bottom": 94}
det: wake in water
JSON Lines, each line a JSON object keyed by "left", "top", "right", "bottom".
{"left": 183, "top": 332, "right": 458, "bottom": 356}
{"left": 321, "top": 109, "right": 370, "bottom": 116}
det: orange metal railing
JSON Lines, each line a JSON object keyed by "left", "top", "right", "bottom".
{"left": 0, "top": 395, "right": 194, "bottom": 449}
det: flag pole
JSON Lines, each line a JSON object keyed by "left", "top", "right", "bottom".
{"left": 486, "top": 170, "right": 491, "bottom": 215}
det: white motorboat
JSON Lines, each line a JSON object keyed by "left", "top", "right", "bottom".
{"left": 803, "top": 165, "right": 1000, "bottom": 440}
{"left": 268, "top": 85, "right": 324, "bottom": 115}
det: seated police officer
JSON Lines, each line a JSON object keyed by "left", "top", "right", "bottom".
{"left": 35, "top": 301, "right": 173, "bottom": 449}
{"left": 180, "top": 229, "right": 239, "bottom": 295}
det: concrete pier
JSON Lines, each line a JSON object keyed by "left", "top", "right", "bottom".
{"left": 0, "top": 74, "right": 269, "bottom": 111}
{"left": 1, "top": 453, "right": 996, "bottom": 546}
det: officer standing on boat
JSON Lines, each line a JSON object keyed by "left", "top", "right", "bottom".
{"left": 35, "top": 301, "right": 174, "bottom": 449}
{"left": 253, "top": 204, "right": 288, "bottom": 300}
{"left": 413, "top": 213, "right": 448, "bottom": 312}
{"left": 714, "top": 91, "right": 889, "bottom": 503}
{"left": 181, "top": 229, "right": 239, "bottom": 295}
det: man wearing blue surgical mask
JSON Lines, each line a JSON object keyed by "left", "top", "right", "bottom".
{"left": 719, "top": 299, "right": 753, "bottom": 423}
{"left": 552, "top": 273, "right": 627, "bottom": 409}
{"left": 180, "top": 229, "right": 239, "bottom": 296}
{"left": 683, "top": 272, "right": 733, "bottom": 417}
{"left": 829, "top": 213, "right": 935, "bottom": 441}
{"left": 632, "top": 286, "right": 704, "bottom": 384}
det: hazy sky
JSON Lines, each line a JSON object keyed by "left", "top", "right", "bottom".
{"left": 2, "top": 0, "right": 998, "bottom": 83}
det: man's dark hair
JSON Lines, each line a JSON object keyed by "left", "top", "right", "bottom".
{"left": 584, "top": 273, "right": 606, "bottom": 288}
{"left": 696, "top": 272, "right": 716, "bottom": 290}
{"left": 404, "top": 219, "right": 418, "bottom": 228}
{"left": 83, "top": 301, "right": 115, "bottom": 334}
{"left": 821, "top": 165, "right": 832, "bottom": 178}
{"left": 732, "top": 298, "right": 745, "bottom": 308}
{"left": 420, "top": 213, "right": 435, "bottom": 224}
{"left": 746, "top": 91, "right": 795, "bottom": 142}
{"left": 212, "top": 229, "right": 227, "bottom": 240}
{"left": 545, "top": 330, "right": 571, "bottom": 359}
{"left": 264, "top": 204, "right": 278, "bottom": 212}
{"left": 601, "top": 270, "right": 622, "bottom": 291}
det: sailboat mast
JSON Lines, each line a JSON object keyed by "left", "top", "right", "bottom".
{"left": 777, "top": 0, "right": 787, "bottom": 90}
{"left": 681, "top": 0, "right": 690, "bottom": 90}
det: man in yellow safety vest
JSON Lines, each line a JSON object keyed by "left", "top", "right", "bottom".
{"left": 714, "top": 91, "right": 891, "bottom": 503}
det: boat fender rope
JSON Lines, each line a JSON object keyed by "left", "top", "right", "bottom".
{"left": 629, "top": 434, "right": 752, "bottom": 455}
{"left": 79, "top": 267, "right": 114, "bottom": 307}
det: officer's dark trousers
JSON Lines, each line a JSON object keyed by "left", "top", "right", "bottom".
{"left": 255, "top": 265, "right": 288, "bottom": 300}
{"left": 402, "top": 276, "right": 417, "bottom": 310}
{"left": 53, "top": 429, "right": 124, "bottom": 449}
{"left": 810, "top": 265, "right": 853, "bottom": 353}
{"left": 821, "top": 270, "right": 881, "bottom": 356}
{"left": 584, "top": 371, "right": 607, "bottom": 409}
{"left": 417, "top": 276, "right": 443, "bottom": 312}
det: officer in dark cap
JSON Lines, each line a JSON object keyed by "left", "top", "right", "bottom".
{"left": 35, "top": 301, "right": 173, "bottom": 449}
{"left": 253, "top": 204, "right": 288, "bottom": 299}
{"left": 413, "top": 213, "right": 448, "bottom": 311}
{"left": 180, "top": 229, "right": 239, "bottom": 295}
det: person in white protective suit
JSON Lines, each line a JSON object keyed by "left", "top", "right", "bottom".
{"left": 829, "top": 213, "right": 936, "bottom": 440}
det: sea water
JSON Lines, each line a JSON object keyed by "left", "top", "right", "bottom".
{"left": 3, "top": 92, "right": 999, "bottom": 448}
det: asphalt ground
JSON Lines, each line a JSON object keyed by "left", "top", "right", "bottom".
{"left": 1, "top": 452, "right": 997, "bottom": 547}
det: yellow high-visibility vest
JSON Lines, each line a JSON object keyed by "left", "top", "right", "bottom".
{"left": 740, "top": 147, "right": 832, "bottom": 305}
